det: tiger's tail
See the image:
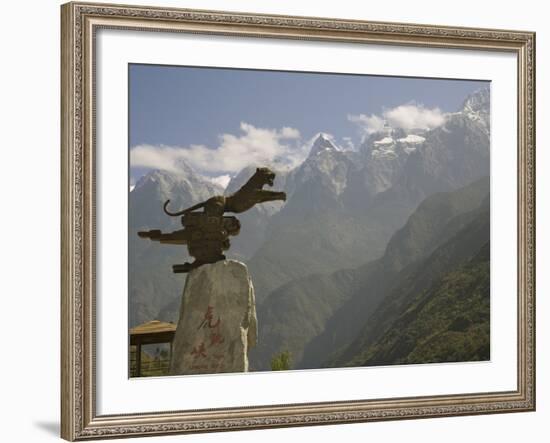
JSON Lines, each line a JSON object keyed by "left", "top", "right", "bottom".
{"left": 163, "top": 199, "right": 205, "bottom": 216}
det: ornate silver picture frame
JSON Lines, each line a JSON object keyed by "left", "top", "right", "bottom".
{"left": 61, "top": 1, "right": 535, "bottom": 440}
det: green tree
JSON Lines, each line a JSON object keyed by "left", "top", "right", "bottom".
{"left": 271, "top": 351, "right": 292, "bottom": 371}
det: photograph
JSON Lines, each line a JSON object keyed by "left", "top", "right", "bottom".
{"left": 128, "top": 65, "right": 491, "bottom": 377}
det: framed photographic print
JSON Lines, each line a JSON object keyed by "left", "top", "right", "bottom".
{"left": 61, "top": 1, "right": 536, "bottom": 440}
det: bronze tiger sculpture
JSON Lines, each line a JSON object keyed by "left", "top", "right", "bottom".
{"left": 163, "top": 167, "right": 286, "bottom": 217}
{"left": 138, "top": 167, "right": 286, "bottom": 273}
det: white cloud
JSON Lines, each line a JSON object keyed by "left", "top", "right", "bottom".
{"left": 210, "top": 174, "right": 231, "bottom": 189}
{"left": 130, "top": 122, "right": 304, "bottom": 175}
{"left": 384, "top": 104, "right": 446, "bottom": 131}
{"left": 349, "top": 104, "right": 447, "bottom": 136}
{"left": 131, "top": 145, "right": 182, "bottom": 173}
{"left": 348, "top": 113, "right": 385, "bottom": 135}
{"left": 280, "top": 126, "right": 301, "bottom": 139}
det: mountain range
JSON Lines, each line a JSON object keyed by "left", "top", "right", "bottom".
{"left": 247, "top": 88, "right": 490, "bottom": 305}
{"left": 251, "top": 177, "right": 489, "bottom": 369}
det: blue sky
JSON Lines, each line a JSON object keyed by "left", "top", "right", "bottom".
{"left": 129, "top": 63, "right": 488, "bottom": 186}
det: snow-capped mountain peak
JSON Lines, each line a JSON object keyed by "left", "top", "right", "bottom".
{"left": 308, "top": 133, "right": 340, "bottom": 157}
{"left": 461, "top": 87, "right": 490, "bottom": 114}
{"left": 133, "top": 156, "right": 223, "bottom": 196}
{"left": 287, "top": 134, "right": 351, "bottom": 197}
{"left": 133, "top": 169, "right": 176, "bottom": 192}
{"left": 133, "top": 168, "right": 222, "bottom": 200}
{"left": 459, "top": 87, "right": 490, "bottom": 133}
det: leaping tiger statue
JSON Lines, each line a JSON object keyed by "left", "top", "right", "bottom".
{"left": 163, "top": 167, "right": 286, "bottom": 217}
{"left": 138, "top": 167, "right": 286, "bottom": 273}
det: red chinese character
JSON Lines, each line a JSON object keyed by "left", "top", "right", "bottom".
{"left": 209, "top": 331, "right": 225, "bottom": 346}
{"left": 198, "top": 305, "right": 221, "bottom": 330}
{"left": 191, "top": 342, "right": 207, "bottom": 359}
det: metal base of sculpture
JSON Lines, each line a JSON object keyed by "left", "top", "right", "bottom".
{"left": 138, "top": 213, "right": 241, "bottom": 273}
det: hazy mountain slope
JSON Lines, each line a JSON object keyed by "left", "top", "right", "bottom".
{"left": 329, "top": 200, "right": 490, "bottom": 367}
{"left": 300, "top": 178, "right": 489, "bottom": 369}
{"left": 348, "top": 242, "right": 490, "bottom": 366}
{"left": 248, "top": 267, "right": 361, "bottom": 371}
{"left": 248, "top": 177, "right": 489, "bottom": 370}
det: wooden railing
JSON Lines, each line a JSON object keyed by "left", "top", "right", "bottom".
{"left": 129, "top": 355, "right": 171, "bottom": 377}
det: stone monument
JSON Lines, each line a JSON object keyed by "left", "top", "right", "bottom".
{"left": 169, "top": 260, "right": 257, "bottom": 375}
{"left": 137, "top": 167, "right": 285, "bottom": 375}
